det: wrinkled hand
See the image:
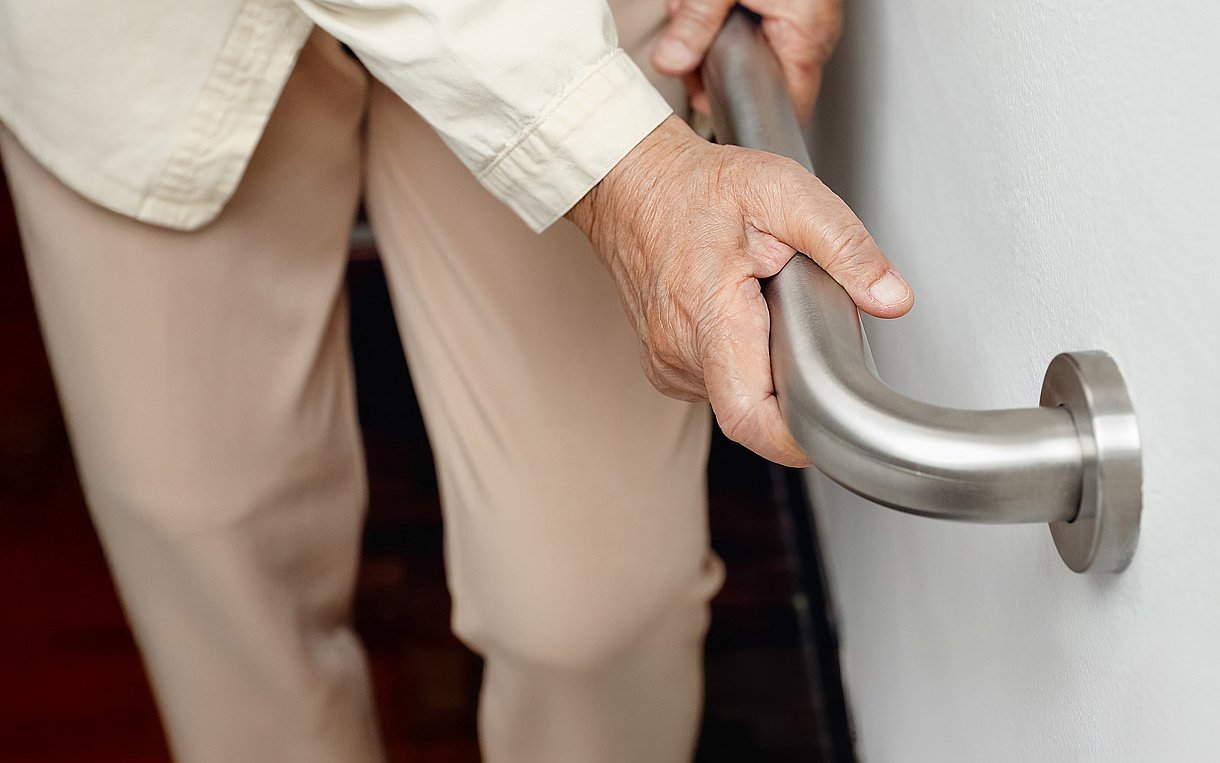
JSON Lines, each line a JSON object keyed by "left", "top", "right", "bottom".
{"left": 651, "top": 0, "right": 841, "bottom": 124}
{"left": 567, "top": 117, "right": 912, "bottom": 467}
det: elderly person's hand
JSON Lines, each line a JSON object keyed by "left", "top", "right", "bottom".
{"left": 651, "top": 0, "right": 840, "bottom": 124}
{"left": 567, "top": 116, "right": 912, "bottom": 466}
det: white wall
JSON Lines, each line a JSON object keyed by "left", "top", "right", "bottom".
{"left": 808, "top": 1, "right": 1220, "bottom": 759}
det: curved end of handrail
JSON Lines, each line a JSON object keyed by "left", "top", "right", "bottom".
{"left": 765, "top": 258, "right": 1085, "bottom": 526}
{"left": 705, "top": 8, "right": 1143, "bottom": 572}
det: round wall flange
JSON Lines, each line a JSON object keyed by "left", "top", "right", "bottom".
{"left": 1040, "top": 351, "right": 1142, "bottom": 573}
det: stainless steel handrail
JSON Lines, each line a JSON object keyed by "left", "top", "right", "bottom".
{"left": 702, "top": 9, "right": 1142, "bottom": 573}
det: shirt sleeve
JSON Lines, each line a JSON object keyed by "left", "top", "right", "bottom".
{"left": 292, "top": 0, "right": 673, "bottom": 232}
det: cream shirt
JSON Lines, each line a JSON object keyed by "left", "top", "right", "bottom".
{"left": 0, "top": 0, "right": 672, "bottom": 232}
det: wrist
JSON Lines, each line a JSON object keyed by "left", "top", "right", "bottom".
{"left": 565, "top": 115, "right": 704, "bottom": 251}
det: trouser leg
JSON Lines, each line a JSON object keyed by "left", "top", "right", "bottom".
{"left": 0, "top": 31, "right": 383, "bottom": 762}
{"left": 361, "top": 10, "right": 722, "bottom": 760}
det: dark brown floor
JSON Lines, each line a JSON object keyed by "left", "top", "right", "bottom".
{"left": 0, "top": 173, "right": 820, "bottom": 761}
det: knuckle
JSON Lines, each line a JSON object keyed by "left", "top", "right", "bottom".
{"left": 789, "top": 53, "right": 822, "bottom": 82}
{"left": 639, "top": 344, "right": 677, "bottom": 390}
{"left": 715, "top": 398, "right": 759, "bottom": 447}
{"left": 764, "top": 16, "right": 835, "bottom": 68}
{"left": 677, "top": 0, "right": 729, "bottom": 35}
{"left": 821, "top": 222, "right": 882, "bottom": 278}
{"left": 644, "top": 311, "right": 682, "bottom": 368}
{"left": 640, "top": 345, "right": 705, "bottom": 402}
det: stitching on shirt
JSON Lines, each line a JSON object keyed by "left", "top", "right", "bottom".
{"left": 475, "top": 48, "right": 624, "bottom": 183}
{"left": 530, "top": 105, "right": 669, "bottom": 231}
{"left": 141, "top": 0, "right": 313, "bottom": 222}
{"left": 483, "top": 77, "right": 671, "bottom": 232}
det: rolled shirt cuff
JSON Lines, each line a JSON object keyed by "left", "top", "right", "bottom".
{"left": 476, "top": 48, "right": 673, "bottom": 233}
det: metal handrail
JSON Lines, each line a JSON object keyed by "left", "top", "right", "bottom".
{"left": 702, "top": 9, "right": 1142, "bottom": 573}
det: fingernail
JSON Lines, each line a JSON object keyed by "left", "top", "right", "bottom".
{"left": 869, "top": 271, "right": 911, "bottom": 307}
{"left": 654, "top": 38, "right": 696, "bottom": 70}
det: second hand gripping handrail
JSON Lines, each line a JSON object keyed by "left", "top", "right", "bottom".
{"left": 701, "top": 9, "right": 1142, "bottom": 573}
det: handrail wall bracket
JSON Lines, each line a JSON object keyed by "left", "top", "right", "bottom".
{"left": 704, "top": 8, "right": 1143, "bottom": 573}
{"left": 1041, "top": 352, "right": 1142, "bottom": 572}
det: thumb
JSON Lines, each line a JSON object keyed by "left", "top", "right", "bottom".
{"left": 758, "top": 159, "right": 914, "bottom": 318}
{"left": 652, "top": 0, "right": 737, "bottom": 74}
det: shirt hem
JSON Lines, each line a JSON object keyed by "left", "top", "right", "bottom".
{"left": 0, "top": 1, "right": 314, "bottom": 232}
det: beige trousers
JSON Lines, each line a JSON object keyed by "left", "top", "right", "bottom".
{"left": 0, "top": 16, "right": 723, "bottom": 763}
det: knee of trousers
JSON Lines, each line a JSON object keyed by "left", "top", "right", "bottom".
{"left": 451, "top": 540, "right": 726, "bottom": 675}
{"left": 440, "top": 432, "right": 725, "bottom": 672}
